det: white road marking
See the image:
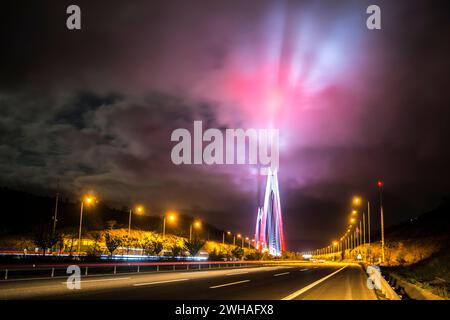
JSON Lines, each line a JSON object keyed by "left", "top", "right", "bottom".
{"left": 184, "top": 272, "right": 207, "bottom": 275}
{"left": 299, "top": 268, "right": 309, "bottom": 271}
{"left": 61, "top": 277, "right": 131, "bottom": 284}
{"left": 274, "top": 272, "right": 290, "bottom": 277}
{"left": 209, "top": 280, "right": 250, "bottom": 289}
{"left": 226, "top": 271, "right": 249, "bottom": 276}
{"left": 282, "top": 265, "right": 348, "bottom": 300}
{"left": 61, "top": 277, "right": 130, "bottom": 284}
{"left": 133, "top": 278, "right": 189, "bottom": 287}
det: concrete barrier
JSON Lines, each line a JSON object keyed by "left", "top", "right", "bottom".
{"left": 379, "top": 273, "right": 401, "bottom": 300}
{"left": 364, "top": 263, "right": 400, "bottom": 300}
{"left": 389, "top": 273, "right": 445, "bottom": 300}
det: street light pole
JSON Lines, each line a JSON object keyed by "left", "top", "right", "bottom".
{"left": 368, "top": 201, "right": 371, "bottom": 245}
{"left": 363, "top": 212, "right": 366, "bottom": 245}
{"left": 359, "top": 220, "right": 362, "bottom": 248}
{"left": 53, "top": 191, "right": 59, "bottom": 236}
{"left": 222, "top": 232, "right": 225, "bottom": 244}
{"left": 189, "top": 221, "right": 201, "bottom": 241}
{"left": 378, "top": 181, "right": 385, "bottom": 263}
{"left": 77, "top": 200, "right": 84, "bottom": 254}
{"left": 350, "top": 232, "right": 353, "bottom": 250}
{"left": 128, "top": 209, "right": 132, "bottom": 235}
{"left": 162, "top": 217, "right": 166, "bottom": 240}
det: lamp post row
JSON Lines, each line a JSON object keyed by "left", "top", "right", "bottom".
{"left": 53, "top": 195, "right": 251, "bottom": 254}
{"left": 312, "top": 180, "right": 385, "bottom": 263}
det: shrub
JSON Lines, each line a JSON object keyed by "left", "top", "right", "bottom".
{"left": 141, "top": 236, "right": 164, "bottom": 255}
{"left": 31, "top": 225, "right": 61, "bottom": 256}
{"left": 208, "top": 249, "right": 225, "bottom": 261}
{"left": 185, "top": 238, "right": 206, "bottom": 256}
{"left": 245, "top": 250, "right": 263, "bottom": 260}
{"left": 105, "top": 232, "right": 122, "bottom": 256}
{"left": 171, "top": 243, "right": 186, "bottom": 257}
{"left": 231, "top": 246, "right": 244, "bottom": 259}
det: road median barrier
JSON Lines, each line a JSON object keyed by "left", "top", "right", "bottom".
{"left": 363, "top": 263, "right": 401, "bottom": 300}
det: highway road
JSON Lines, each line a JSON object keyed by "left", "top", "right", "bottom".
{"left": 0, "top": 263, "right": 377, "bottom": 300}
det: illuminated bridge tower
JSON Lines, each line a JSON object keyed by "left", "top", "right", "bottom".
{"left": 254, "top": 168, "right": 285, "bottom": 256}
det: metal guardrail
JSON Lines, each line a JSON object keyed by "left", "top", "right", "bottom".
{"left": 0, "top": 261, "right": 266, "bottom": 281}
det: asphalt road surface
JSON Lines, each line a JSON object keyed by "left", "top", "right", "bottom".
{"left": 0, "top": 263, "right": 377, "bottom": 300}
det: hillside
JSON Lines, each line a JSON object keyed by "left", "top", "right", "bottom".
{"left": 0, "top": 187, "right": 225, "bottom": 241}
{"left": 377, "top": 199, "right": 450, "bottom": 298}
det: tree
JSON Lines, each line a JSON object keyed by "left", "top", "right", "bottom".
{"left": 141, "top": 236, "right": 164, "bottom": 255}
{"left": 32, "top": 226, "right": 61, "bottom": 256}
{"left": 282, "top": 251, "right": 299, "bottom": 260}
{"left": 171, "top": 243, "right": 186, "bottom": 257}
{"left": 87, "top": 232, "right": 102, "bottom": 256}
{"left": 208, "top": 249, "right": 226, "bottom": 261}
{"left": 245, "top": 250, "right": 263, "bottom": 261}
{"left": 122, "top": 235, "right": 139, "bottom": 254}
{"left": 106, "top": 220, "right": 117, "bottom": 230}
{"left": 105, "top": 232, "right": 122, "bottom": 256}
{"left": 56, "top": 234, "right": 65, "bottom": 254}
{"left": 232, "top": 246, "right": 244, "bottom": 260}
{"left": 185, "top": 238, "right": 205, "bottom": 256}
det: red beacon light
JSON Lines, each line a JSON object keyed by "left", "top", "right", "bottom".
{"left": 377, "top": 180, "right": 384, "bottom": 188}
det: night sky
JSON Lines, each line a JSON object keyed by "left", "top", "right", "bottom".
{"left": 1, "top": 0, "right": 449, "bottom": 251}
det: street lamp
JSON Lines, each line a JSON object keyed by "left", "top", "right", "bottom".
{"left": 237, "top": 234, "right": 242, "bottom": 247}
{"left": 128, "top": 205, "right": 144, "bottom": 235}
{"left": 351, "top": 210, "right": 357, "bottom": 215}
{"left": 189, "top": 220, "right": 201, "bottom": 241}
{"left": 77, "top": 194, "right": 97, "bottom": 254}
{"left": 163, "top": 212, "right": 177, "bottom": 240}
{"left": 223, "top": 231, "right": 231, "bottom": 244}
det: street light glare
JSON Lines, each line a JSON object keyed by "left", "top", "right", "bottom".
{"left": 167, "top": 212, "right": 177, "bottom": 222}
{"left": 352, "top": 196, "right": 361, "bottom": 205}
{"left": 237, "top": 234, "right": 241, "bottom": 238}
{"left": 136, "top": 205, "right": 144, "bottom": 214}
{"left": 84, "top": 195, "right": 96, "bottom": 205}
{"left": 194, "top": 220, "right": 201, "bottom": 228}
{"left": 352, "top": 210, "right": 357, "bottom": 215}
